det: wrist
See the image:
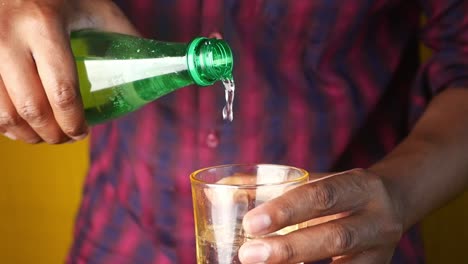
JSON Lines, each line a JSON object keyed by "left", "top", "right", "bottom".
{"left": 368, "top": 166, "right": 411, "bottom": 231}
{"left": 367, "top": 135, "right": 446, "bottom": 231}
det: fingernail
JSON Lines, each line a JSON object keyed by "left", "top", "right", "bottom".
{"left": 73, "top": 132, "right": 88, "bottom": 140}
{"left": 244, "top": 214, "right": 271, "bottom": 234}
{"left": 3, "top": 132, "right": 16, "bottom": 140}
{"left": 209, "top": 31, "right": 223, "bottom": 39}
{"left": 239, "top": 242, "right": 270, "bottom": 263}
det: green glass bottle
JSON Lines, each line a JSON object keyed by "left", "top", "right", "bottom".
{"left": 70, "top": 30, "right": 233, "bottom": 125}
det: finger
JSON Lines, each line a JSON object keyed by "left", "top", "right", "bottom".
{"left": 0, "top": 45, "right": 68, "bottom": 144}
{"left": 0, "top": 75, "right": 42, "bottom": 143}
{"left": 243, "top": 169, "right": 372, "bottom": 235}
{"left": 239, "top": 213, "right": 384, "bottom": 264}
{"left": 331, "top": 249, "right": 394, "bottom": 264}
{"left": 27, "top": 15, "right": 88, "bottom": 140}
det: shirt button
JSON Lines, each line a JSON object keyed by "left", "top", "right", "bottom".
{"left": 206, "top": 130, "right": 220, "bottom": 148}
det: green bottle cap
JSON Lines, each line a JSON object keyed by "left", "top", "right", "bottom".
{"left": 187, "top": 37, "right": 234, "bottom": 86}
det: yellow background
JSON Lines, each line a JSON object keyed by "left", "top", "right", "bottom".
{"left": 0, "top": 136, "right": 467, "bottom": 264}
{"left": 0, "top": 137, "right": 89, "bottom": 264}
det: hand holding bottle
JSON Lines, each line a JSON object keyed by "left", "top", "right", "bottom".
{"left": 0, "top": 0, "right": 138, "bottom": 144}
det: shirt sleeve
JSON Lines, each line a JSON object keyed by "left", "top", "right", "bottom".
{"left": 418, "top": 0, "right": 468, "bottom": 94}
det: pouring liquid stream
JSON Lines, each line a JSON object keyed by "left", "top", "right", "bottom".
{"left": 222, "top": 78, "right": 235, "bottom": 122}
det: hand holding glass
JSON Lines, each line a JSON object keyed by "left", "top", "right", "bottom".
{"left": 190, "top": 164, "right": 309, "bottom": 264}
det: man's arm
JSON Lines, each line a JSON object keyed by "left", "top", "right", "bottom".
{"left": 371, "top": 87, "right": 468, "bottom": 231}
{"left": 377, "top": 0, "right": 468, "bottom": 230}
{"left": 238, "top": 92, "right": 468, "bottom": 264}
{"left": 238, "top": 1, "right": 468, "bottom": 263}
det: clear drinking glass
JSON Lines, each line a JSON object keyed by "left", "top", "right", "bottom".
{"left": 190, "top": 164, "right": 309, "bottom": 264}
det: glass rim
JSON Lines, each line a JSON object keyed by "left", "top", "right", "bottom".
{"left": 190, "top": 163, "right": 309, "bottom": 188}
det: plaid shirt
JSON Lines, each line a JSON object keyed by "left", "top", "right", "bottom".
{"left": 68, "top": 0, "right": 468, "bottom": 263}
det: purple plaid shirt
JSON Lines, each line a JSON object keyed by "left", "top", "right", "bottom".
{"left": 68, "top": 0, "right": 468, "bottom": 263}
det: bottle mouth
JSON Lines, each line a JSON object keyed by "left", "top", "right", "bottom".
{"left": 187, "top": 37, "right": 233, "bottom": 86}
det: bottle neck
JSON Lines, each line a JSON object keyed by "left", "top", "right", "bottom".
{"left": 187, "top": 37, "right": 233, "bottom": 86}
